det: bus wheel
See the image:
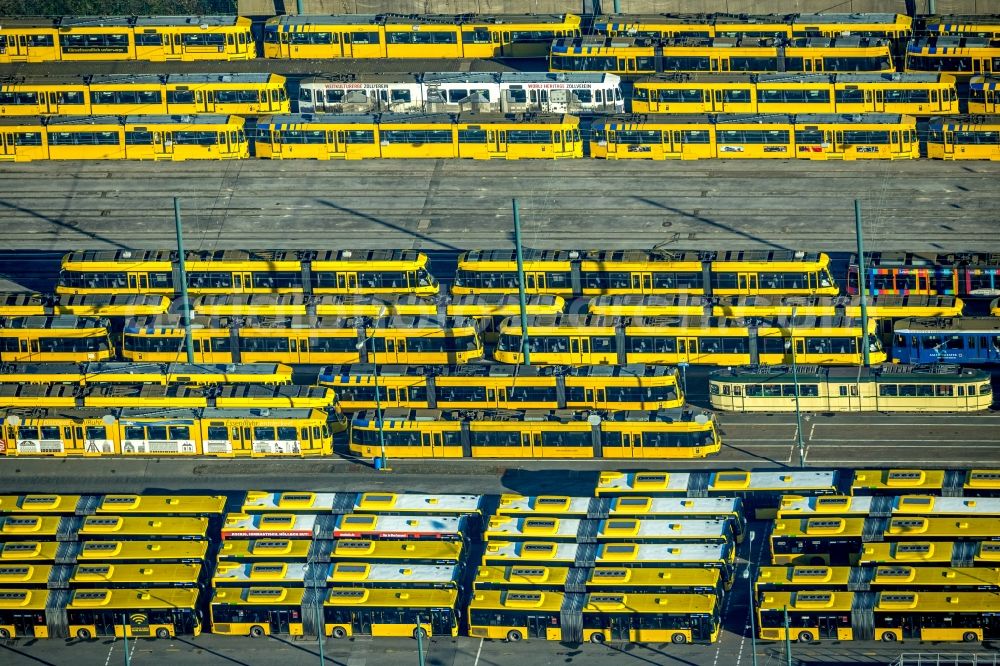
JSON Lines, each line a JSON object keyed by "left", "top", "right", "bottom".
{"left": 880, "top": 632, "right": 897, "bottom": 642}
{"left": 249, "top": 625, "right": 265, "bottom": 638}
{"left": 671, "top": 633, "right": 687, "bottom": 644}
{"left": 963, "top": 632, "right": 978, "bottom": 643}
{"left": 797, "top": 632, "right": 813, "bottom": 643}
{"left": 332, "top": 627, "right": 347, "bottom": 639}
{"left": 0, "top": 628, "right": 10, "bottom": 639}
{"left": 155, "top": 628, "right": 170, "bottom": 639}
{"left": 506, "top": 630, "right": 523, "bottom": 642}
{"left": 590, "top": 633, "right": 605, "bottom": 644}
{"left": 76, "top": 628, "right": 92, "bottom": 640}
{"left": 413, "top": 627, "right": 428, "bottom": 641}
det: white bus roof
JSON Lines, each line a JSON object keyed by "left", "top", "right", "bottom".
{"left": 328, "top": 562, "right": 459, "bottom": 584}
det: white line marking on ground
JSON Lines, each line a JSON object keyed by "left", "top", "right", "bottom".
{"left": 473, "top": 637, "right": 484, "bottom": 666}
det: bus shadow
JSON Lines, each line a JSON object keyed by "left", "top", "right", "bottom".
{"left": 603, "top": 641, "right": 702, "bottom": 666}
{"left": 0, "top": 642, "right": 58, "bottom": 666}
{"left": 266, "top": 634, "right": 348, "bottom": 665}
{"left": 173, "top": 637, "right": 252, "bottom": 666}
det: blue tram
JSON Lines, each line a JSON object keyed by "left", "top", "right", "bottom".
{"left": 892, "top": 317, "right": 1000, "bottom": 364}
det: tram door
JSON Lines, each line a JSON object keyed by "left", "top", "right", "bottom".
{"left": 738, "top": 273, "right": 759, "bottom": 294}
{"left": 616, "top": 57, "right": 636, "bottom": 73}
{"left": 231, "top": 272, "right": 254, "bottom": 293}
{"left": 0, "top": 133, "right": 14, "bottom": 159}
{"left": 336, "top": 272, "right": 358, "bottom": 292}
{"left": 486, "top": 386, "right": 506, "bottom": 408}
{"left": 630, "top": 272, "right": 653, "bottom": 294}
{"left": 489, "top": 129, "right": 508, "bottom": 156}
{"left": 127, "top": 272, "right": 150, "bottom": 292}
{"left": 568, "top": 336, "right": 591, "bottom": 364}
{"left": 584, "top": 387, "right": 606, "bottom": 408}
{"left": 421, "top": 431, "right": 447, "bottom": 457}
{"left": 942, "top": 130, "right": 956, "bottom": 156}
{"left": 154, "top": 131, "right": 175, "bottom": 157}
{"left": 865, "top": 89, "right": 886, "bottom": 111}
{"left": 678, "top": 337, "right": 697, "bottom": 363}
{"left": 329, "top": 130, "right": 348, "bottom": 158}
{"left": 523, "top": 272, "right": 545, "bottom": 293}
{"left": 621, "top": 432, "right": 641, "bottom": 458}
{"left": 383, "top": 337, "right": 407, "bottom": 364}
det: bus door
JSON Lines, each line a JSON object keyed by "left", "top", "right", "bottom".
{"left": 336, "top": 272, "right": 358, "bottom": 292}
{"left": 127, "top": 272, "right": 150, "bottom": 292}
{"left": 738, "top": 273, "right": 758, "bottom": 294}
{"left": 608, "top": 615, "right": 631, "bottom": 641}
{"left": 421, "top": 431, "right": 446, "bottom": 457}
{"left": 630, "top": 272, "right": 653, "bottom": 293}
{"left": 488, "top": 129, "right": 508, "bottom": 155}
{"left": 569, "top": 336, "right": 591, "bottom": 363}
{"left": 231, "top": 272, "right": 254, "bottom": 293}
{"left": 526, "top": 614, "right": 549, "bottom": 639}
{"left": 584, "top": 386, "right": 606, "bottom": 408}
{"left": 865, "top": 89, "right": 885, "bottom": 111}
{"left": 817, "top": 615, "right": 846, "bottom": 640}
{"left": 270, "top": 609, "right": 292, "bottom": 635}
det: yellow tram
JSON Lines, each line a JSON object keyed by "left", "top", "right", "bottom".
{"left": 927, "top": 116, "right": 1000, "bottom": 160}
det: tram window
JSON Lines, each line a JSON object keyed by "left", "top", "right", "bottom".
{"left": 842, "top": 130, "right": 890, "bottom": 144}
{"left": 718, "top": 129, "right": 790, "bottom": 144}
{"left": 907, "top": 55, "right": 971, "bottom": 72}
{"left": 124, "top": 426, "right": 145, "bottom": 439}
{"left": 761, "top": 385, "right": 782, "bottom": 397}
{"left": 656, "top": 88, "right": 701, "bottom": 103}
{"left": 574, "top": 89, "right": 593, "bottom": 103}
{"left": 458, "top": 129, "right": 487, "bottom": 143}
{"left": 783, "top": 384, "right": 818, "bottom": 397}
{"left": 391, "top": 89, "right": 413, "bottom": 103}
{"left": 681, "top": 130, "right": 711, "bottom": 144}
{"left": 507, "top": 89, "right": 527, "bottom": 103}
{"left": 182, "top": 33, "right": 224, "bottom": 47}
{"left": 174, "top": 131, "right": 218, "bottom": 146}
{"left": 541, "top": 431, "right": 591, "bottom": 447}
{"left": 552, "top": 55, "right": 617, "bottom": 71}
{"left": 144, "top": 426, "right": 166, "bottom": 440}
{"left": 125, "top": 131, "right": 154, "bottom": 145}
{"left": 944, "top": 336, "right": 965, "bottom": 350}
{"left": 758, "top": 272, "right": 805, "bottom": 290}
{"left": 935, "top": 385, "right": 954, "bottom": 396}
{"left": 699, "top": 337, "right": 748, "bottom": 354}
{"left": 730, "top": 57, "right": 779, "bottom": 71}
{"left": 721, "top": 89, "right": 750, "bottom": 102}
{"left": 13, "top": 132, "right": 43, "bottom": 146}
{"left": 879, "top": 384, "right": 898, "bottom": 396}
{"left": 745, "top": 384, "right": 763, "bottom": 397}
{"left": 288, "top": 32, "right": 333, "bottom": 45}
{"left": 136, "top": 33, "right": 163, "bottom": 46}
{"left": 188, "top": 272, "right": 232, "bottom": 289}
{"left": 308, "top": 337, "right": 362, "bottom": 353}
{"left": 661, "top": 56, "right": 711, "bottom": 71}
{"left": 26, "top": 34, "right": 54, "bottom": 47}
{"left": 251, "top": 271, "right": 301, "bottom": 288}
{"left": 83, "top": 426, "right": 105, "bottom": 439}
{"left": 508, "top": 130, "right": 554, "bottom": 143}
{"left": 627, "top": 336, "right": 676, "bottom": 353}
{"left": 167, "top": 90, "right": 196, "bottom": 105}
{"left": 343, "top": 130, "right": 375, "bottom": 144}
{"left": 711, "top": 273, "right": 739, "bottom": 289}
{"left": 545, "top": 272, "right": 571, "bottom": 289}
{"left": 48, "top": 131, "right": 120, "bottom": 146}
{"left": 387, "top": 31, "right": 457, "bottom": 45}
{"left": 216, "top": 90, "right": 260, "bottom": 104}
{"left": 439, "top": 385, "right": 487, "bottom": 402}
{"left": 0, "top": 92, "right": 36, "bottom": 105}
{"left": 463, "top": 28, "right": 492, "bottom": 44}
{"left": 253, "top": 427, "right": 274, "bottom": 439}
{"left": 241, "top": 337, "right": 288, "bottom": 353}
{"left": 601, "top": 431, "right": 623, "bottom": 447}
{"left": 834, "top": 89, "right": 864, "bottom": 103}
{"left": 470, "top": 430, "right": 520, "bottom": 447}
{"left": 381, "top": 129, "right": 452, "bottom": 144}
{"left": 350, "top": 31, "right": 380, "bottom": 45}
{"left": 591, "top": 336, "right": 615, "bottom": 352}
{"left": 38, "top": 337, "right": 106, "bottom": 353}
{"left": 954, "top": 131, "right": 999, "bottom": 145}
{"left": 277, "top": 427, "right": 297, "bottom": 440}
{"left": 969, "top": 274, "right": 997, "bottom": 293}
{"left": 206, "top": 426, "right": 227, "bottom": 440}
{"left": 636, "top": 56, "right": 657, "bottom": 70}
{"left": 915, "top": 385, "right": 933, "bottom": 397}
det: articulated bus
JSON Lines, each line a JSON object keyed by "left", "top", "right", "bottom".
{"left": 755, "top": 565, "right": 1000, "bottom": 595}
{"left": 240, "top": 491, "right": 484, "bottom": 518}
{"left": 847, "top": 251, "right": 1000, "bottom": 298}
{"left": 71, "top": 540, "right": 209, "bottom": 564}
{"left": 331, "top": 514, "right": 469, "bottom": 542}
{"left": 593, "top": 13, "right": 912, "bottom": 41}
{"left": 68, "top": 562, "right": 203, "bottom": 588}
{"left": 586, "top": 294, "right": 964, "bottom": 320}
{"left": 252, "top": 113, "right": 583, "bottom": 161}
{"left": 121, "top": 315, "right": 483, "bottom": 365}
{"left": 493, "top": 315, "right": 885, "bottom": 366}
{"left": 927, "top": 116, "right": 1000, "bottom": 161}
{"left": 0, "top": 406, "right": 337, "bottom": 458}
{"left": 550, "top": 36, "right": 894, "bottom": 75}
{"left": 210, "top": 586, "right": 459, "bottom": 639}
{"left": 216, "top": 538, "right": 465, "bottom": 565}
{"left": 0, "top": 316, "right": 113, "bottom": 363}
{"left": 0, "top": 115, "right": 247, "bottom": 162}
{"left": 905, "top": 37, "right": 1000, "bottom": 77}
{"left": 348, "top": 407, "right": 720, "bottom": 460}
{"left": 0, "top": 362, "right": 293, "bottom": 386}
{"left": 481, "top": 540, "right": 735, "bottom": 586}
{"left": 0, "top": 74, "right": 289, "bottom": 117}
{"left": 630, "top": 73, "right": 957, "bottom": 115}
{"left": 297, "top": 72, "right": 624, "bottom": 116}
{"left": 263, "top": 13, "right": 581, "bottom": 59}
{"left": 775, "top": 494, "right": 1000, "bottom": 520}
{"left": 484, "top": 515, "right": 733, "bottom": 544}
{"left": 453, "top": 248, "right": 837, "bottom": 298}
{"left": 0, "top": 293, "right": 169, "bottom": 318}
{"left": 850, "top": 469, "right": 955, "bottom": 496}
{"left": 0, "top": 493, "right": 225, "bottom": 518}
{"left": 57, "top": 249, "right": 439, "bottom": 297}
{"left": 590, "top": 113, "right": 919, "bottom": 161}
{"left": 770, "top": 516, "right": 1000, "bottom": 565}
{"left": 495, "top": 494, "right": 744, "bottom": 541}
{"left": 0, "top": 515, "right": 207, "bottom": 543}
{"left": 708, "top": 364, "right": 993, "bottom": 413}
{"left": 474, "top": 564, "right": 724, "bottom": 597}
{"left": 0, "top": 16, "right": 253, "bottom": 64}
{"left": 0, "top": 383, "right": 336, "bottom": 410}
{"left": 0, "top": 587, "right": 202, "bottom": 640}
{"left": 321, "top": 363, "right": 683, "bottom": 411}
{"left": 758, "top": 590, "right": 1000, "bottom": 643}
{"left": 859, "top": 541, "right": 1000, "bottom": 567}
{"left": 468, "top": 590, "right": 720, "bottom": 644}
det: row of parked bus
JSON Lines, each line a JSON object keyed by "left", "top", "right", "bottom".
{"left": 755, "top": 492, "right": 1000, "bottom": 643}
{"left": 3, "top": 71, "right": 999, "bottom": 119}
{"left": 2, "top": 111, "right": 998, "bottom": 162}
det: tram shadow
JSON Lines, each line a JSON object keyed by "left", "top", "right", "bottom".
{"left": 500, "top": 468, "right": 603, "bottom": 496}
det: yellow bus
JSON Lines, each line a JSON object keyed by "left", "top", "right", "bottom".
{"left": 240, "top": 491, "right": 484, "bottom": 517}
{"left": 0, "top": 541, "right": 61, "bottom": 563}
{"left": 348, "top": 406, "right": 721, "bottom": 460}
{"left": 586, "top": 294, "right": 964, "bottom": 319}
{"left": 905, "top": 37, "right": 1000, "bottom": 77}
{"left": 758, "top": 590, "right": 1000, "bottom": 643}
{"left": 592, "top": 13, "right": 912, "bottom": 41}
{"left": 0, "top": 73, "right": 289, "bottom": 117}
{"left": 0, "top": 493, "right": 225, "bottom": 518}
{"left": 708, "top": 364, "right": 993, "bottom": 413}
{"left": 770, "top": 516, "right": 1000, "bottom": 566}
{"left": 550, "top": 35, "right": 894, "bottom": 75}
{"left": 262, "top": 14, "right": 580, "bottom": 59}
{"left": 484, "top": 515, "right": 733, "bottom": 544}
{"left": 321, "top": 363, "right": 683, "bottom": 411}
{"left": 0, "top": 293, "right": 169, "bottom": 317}
{"left": 850, "top": 469, "right": 948, "bottom": 496}
{"left": 72, "top": 540, "right": 209, "bottom": 564}
{"left": 778, "top": 494, "right": 1000, "bottom": 520}
{"left": 66, "top": 587, "right": 202, "bottom": 640}
{"left": 0, "top": 315, "right": 113, "bottom": 363}
{"left": 473, "top": 564, "right": 724, "bottom": 596}
{"left": 0, "top": 115, "right": 248, "bottom": 162}
{"left": 927, "top": 115, "right": 1000, "bottom": 161}
{"left": 215, "top": 538, "right": 312, "bottom": 562}
{"left": 590, "top": 113, "right": 919, "bottom": 161}
{"left": 469, "top": 590, "right": 720, "bottom": 644}
{"left": 0, "top": 362, "right": 294, "bottom": 386}
{"left": 121, "top": 315, "right": 483, "bottom": 365}
{"left": 69, "top": 562, "right": 203, "bottom": 588}
{"left": 493, "top": 315, "right": 885, "bottom": 366}
{"left": 755, "top": 565, "right": 1000, "bottom": 594}
{"left": 57, "top": 249, "right": 439, "bottom": 297}
{"left": 0, "top": 588, "right": 49, "bottom": 638}
{"left": 0, "top": 407, "right": 337, "bottom": 458}
{"left": 0, "top": 563, "right": 54, "bottom": 587}
{"left": 630, "top": 73, "right": 957, "bottom": 115}
{"left": 453, "top": 248, "right": 838, "bottom": 297}
{"left": 252, "top": 113, "right": 583, "bottom": 161}
{"left": 76, "top": 515, "right": 208, "bottom": 541}
{"left": 964, "top": 469, "right": 1000, "bottom": 497}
